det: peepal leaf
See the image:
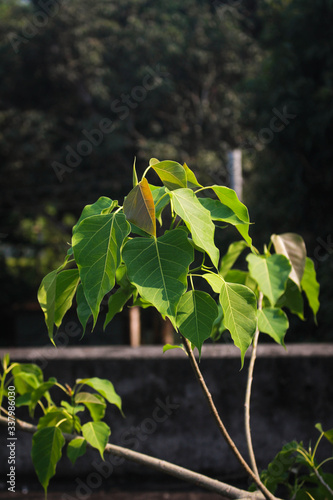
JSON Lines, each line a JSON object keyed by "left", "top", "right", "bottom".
{"left": 258, "top": 308, "right": 289, "bottom": 347}
{"left": 211, "top": 186, "right": 252, "bottom": 246}
{"left": 73, "top": 213, "right": 130, "bottom": 327}
{"left": 202, "top": 273, "right": 257, "bottom": 367}
{"left": 123, "top": 178, "right": 156, "bottom": 237}
{"left": 301, "top": 257, "right": 320, "bottom": 323}
{"left": 171, "top": 188, "right": 219, "bottom": 268}
{"left": 77, "top": 377, "right": 122, "bottom": 413}
{"left": 176, "top": 291, "right": 218, "bottom": 355}
{"left": 247, "top": 253, "right": 291, "bottom": 305}
{"left": 220, "top": 281, "right": 257, "bottom": 367}
{"left": 152, "top": 160, "right": 187, "bottom": 190}
{"left": 32, "top": 426, "right": 65, "bottom": 494}
{"left": 82, "top": 421, "right": 110, "bottom": 460}
{"left": 67, "top": 437, "right": 87, "bottom": 465}
{"left": 54, "top": 269, "right": 80, "bottom": 327}
{"left": 183, "top": 162, "right": 202, "bottom": 189}
{"left": 150, "top": 185, "right": 170, "bottom": 225}
{"left": 38, "top": 268, "right": 80, "bottom": 343}
{"left": 37, "top": 269, "right": 57, "bottom": 342}
{"left": 203, "top": 274, "right": 257, "bottom": 365}
{"left": 123, "top": 229, "right": 194, "bottom": 325}
{"left": 73, "top": 197, "right": 117, "bottom": 233}
{"left": 199, "top": 198, "right": 248, "bottom": 227}
{"left": 271, "top": 233, "right": 306, "bottom": 288}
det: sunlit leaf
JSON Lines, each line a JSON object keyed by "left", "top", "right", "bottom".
{"left": 176, "top": 291, "right": 218, "bottom": 356}
{"left": 38, "top": 267, "right": 80, "bottom": 343}
{"left": 73, "top": 197, "right": 117, "bottom": 233}
{"left": 183, "top": 163, "right": 202, "bottom": 189}
{"left": 82, "top": 421, "right": 110, "bottom": 460}
{"left": 123, "top": 229, "right": 194, "bottom": 325}
{"left": 203, "top": 274, "right": 257, "bottom": 365}
{"left": 301, "top": 257, "right": 320, "bottom": 323}
{"left": 37, "top": 408, "right": 75, "bottom": 434}
{"left": 258, "top": 308, "right": 289, "bottom": 347}
{"left": 199, "top": 198, "right": 248, "bottom": 226}
{"left": 76, "top": 377, "right": 122, "bottom": 413}
{"left": 171, "top": 188, "right": 219, "bottom": 268}
{"left": 67, "top": 437, "right": 87, "bottom": 465}
{"left": 54, "top": 269, "right": 80, "bottom": 327}
{"left": 219, "top": 280, "right": 257, "bottom": 367}
{"left": 271, "top": 233, "right": 306, "bottom": 288}
{"left": 224, "top": 270, "right": 257, "bottom": 293}
{"left": 72, "top": 213, "right": 131, "bottom": 327}
{"left": 211, "top": 186, "right": 252, "bottom": 246}
{"left": 123, "top": 178, "right": 156, "bottom": 237}
{"left": 152, "top": 160, "right": 187, "bottom": 190}
{"left": 163, "top": 344, "right": 186, "bottom": 354}
{"left": 150, "top": 185, "right": 170, "bottom": 225}
{"left": 75, "top": 392, "right": 107, "bottom": 422}
{"left": 32, "top": 426, "right": 65, "bottom": 495}
{"left": 247, "top": 253, "right": 291, "bottom": 306}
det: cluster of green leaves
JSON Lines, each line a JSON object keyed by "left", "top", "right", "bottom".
{"left": 38, "top": 160, "right": 320, "bottom": 366}
{"left": 0, "top": 355, "right": 122, "bottom": 496}
{"left": 257, "top": 424, "right": 333, "bottom": 500}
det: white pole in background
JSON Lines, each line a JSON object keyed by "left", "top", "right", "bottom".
{"left": 227, "top": 149, "right": 243, "bottom": 201}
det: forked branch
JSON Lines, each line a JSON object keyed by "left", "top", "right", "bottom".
{"left": 244, "top": 291, "right": 263, "bottom": 479}
{"left": 182, "top": 336, "right": 277, "bottom": 500}
{"left": 0, "top": 415, "right": 266, "bottom": 499}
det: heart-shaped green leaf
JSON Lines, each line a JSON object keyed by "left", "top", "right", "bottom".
{"left": 258, "top": 308, "right": 289, "bottom": 347}
{"left": 176, "top": 291, "right": 218, "bottom": 356}
{"left": 123, "top": 229, "right": 194, "bottom": 325}
{"left": 211, "top": 186, "right": 252, "bottom": 246}
{"left": 152, "top": 160, "right": 187, "bottom": 190}
{"left": 67, "top": 437, "right": 87, "bottom": 465}
{"left": 73, "top": 213, "right": 131, "bottom": 327}
{"left": 247, "top": 253, "right": 291, "bottom": 306}
{"left": 219, "top": 281, "right": 257, "bottom": 367}
{"left": 32, "top": 426, "right": 65, "bottom": 495}
{"left": 73, "top": 197, "right": 117, "bottom": 233}
{"left": 171, "top": 189, "right": 219, "bottom": 268}
{"left": 301, "top": 257, "right": 320, "bottom": 323}
{"left": 82, "top": 421, "right": 110, "bottom": 460}
{"left": 76, "top": 377, "right": 122, "bottom": 413}
{"left": 183, "top": 163, "right": 202, "bottom": 189}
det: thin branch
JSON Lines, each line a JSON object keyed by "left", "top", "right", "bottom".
{"left": 313, "top": 467, "right": 333, "bottom": 497}
{"left": 244, "top": 291, "right": 263, "bottom": 479}
{"left": 0, "top": 415, "right": 262, "bottom": 500}
{"left": 181, "top": 336, "right": 277, "bottom": 500}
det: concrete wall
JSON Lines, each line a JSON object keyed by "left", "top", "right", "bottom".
{"left": 0, "top": 344, "right": 332, "bottom": 491}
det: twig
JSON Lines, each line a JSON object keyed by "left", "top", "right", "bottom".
{"left": 244, "top": 291, "right": 263, "bottom": 479}
{"left": 313, "top": 467, "right": 333, "bottom": 497}
{"left": 0, "top": 415, "right": 263, "bottom": 500}
{"left": 181, "top": 336, "right": 277, "bottom": 500}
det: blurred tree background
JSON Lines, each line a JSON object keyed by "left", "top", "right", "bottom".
{"left": 0, "top": 0, "right": 332, "bottom": 346}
